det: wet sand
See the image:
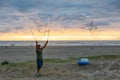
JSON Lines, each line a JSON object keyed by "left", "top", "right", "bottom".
{"left": 0, "top": 45, "right": 120, "bottom": 62}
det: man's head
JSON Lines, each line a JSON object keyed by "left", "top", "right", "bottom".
{"left": 37, "top": 44, "right": 41, "bottom": 48}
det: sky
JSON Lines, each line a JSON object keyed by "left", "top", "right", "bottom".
{"left": 0, "top": 0, "right": 120, "bottom": 41}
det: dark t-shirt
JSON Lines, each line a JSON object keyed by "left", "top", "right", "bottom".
{"left": 36, "top": 48, "right": 43, "bottom": 59}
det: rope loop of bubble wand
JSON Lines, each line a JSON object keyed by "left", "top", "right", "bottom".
{"left": 47, "top": 30, "right": 50, "bottom": 41}
{"left": 23, "top": 15, "right": 37, "bottom": 41}
{"left": 30, "top": 17, "right": 50, "bottom": 42}
{"left": 28, "top": 23, "right": 37, "bottom": 41}
{"left": 46, "top": 16, "right": 51, "bottom": 41}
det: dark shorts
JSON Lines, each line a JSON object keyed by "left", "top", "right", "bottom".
{"left": 37, "top": 59, "right": 43, "bottom": 68}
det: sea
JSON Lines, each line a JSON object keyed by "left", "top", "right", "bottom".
{"left": 0, "top": 40, "right": 120, "bottom": 46}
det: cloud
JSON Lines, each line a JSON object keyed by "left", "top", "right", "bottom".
{"left": 109, "top": 0, "right": 120, "bottom": 11}
{"left": 95, "top": 21, "right": 109, "bottom": 26}
{"left": 0, "top": 0, "right": 119, "bottom": 17}
{"left": 0, "top": 0, "right": 120, "bottom": 34}
{"left": 0, "top": 0, "right": 36, "bottom": 11}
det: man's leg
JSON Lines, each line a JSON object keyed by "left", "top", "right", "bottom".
{"left": 36, "top": 59, "right": 43, "bottom": 77}
{"left": 37, "top": 67, "right": 40, "bottom": 73}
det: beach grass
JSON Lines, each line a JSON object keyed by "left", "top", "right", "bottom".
{"left": 1, "top": 55, "right": 119, "bottom": 74}
{"left": 1, "top": 55, "right": 120, "bottom": 66}
{"left": 84, "top": 55, "right": 120, "bottom": 60}
{"left": 0, "top": 55, "right": 120, "bottom": 72}
{"left": 68, "top": 55, "right": 120, "bottom": 60}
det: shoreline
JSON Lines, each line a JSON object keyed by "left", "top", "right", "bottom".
{"left": 0, "top": 40, "right": 120, "bottom": 47}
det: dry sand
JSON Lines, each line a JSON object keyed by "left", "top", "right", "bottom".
{"left": 0, "top": 45, "right": 120, "bottom": 80}
{"left": 0, "top": 59, "right": 120, "bottom": 80}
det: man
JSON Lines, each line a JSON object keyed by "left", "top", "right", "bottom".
{"left": 35, "top": 40, "right": 48, "bottom": 77}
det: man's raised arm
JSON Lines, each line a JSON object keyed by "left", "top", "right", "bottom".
{"left": 36, "top": 40, "right": 38, "bottom": 49}
{"left": 41, "top": 40, "right": 48, "bottom": 49}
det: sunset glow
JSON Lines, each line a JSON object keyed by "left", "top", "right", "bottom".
{"left": 0, "top": 28, "right": 119, "bottom": 41}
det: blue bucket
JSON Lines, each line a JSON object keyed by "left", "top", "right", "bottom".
{"left": 78, "top": 58, "right": 90, "bottom": 65}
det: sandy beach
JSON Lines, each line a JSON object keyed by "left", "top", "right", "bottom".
{"left": 0, "top": 45, "right": 120, "bottom": 62}
{"left": 0, "top": 45, "right": 120, "bottom": 80}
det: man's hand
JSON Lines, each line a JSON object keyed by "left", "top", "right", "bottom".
{"left": 36, "top": 40, "right": 38, "bottom": 45}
